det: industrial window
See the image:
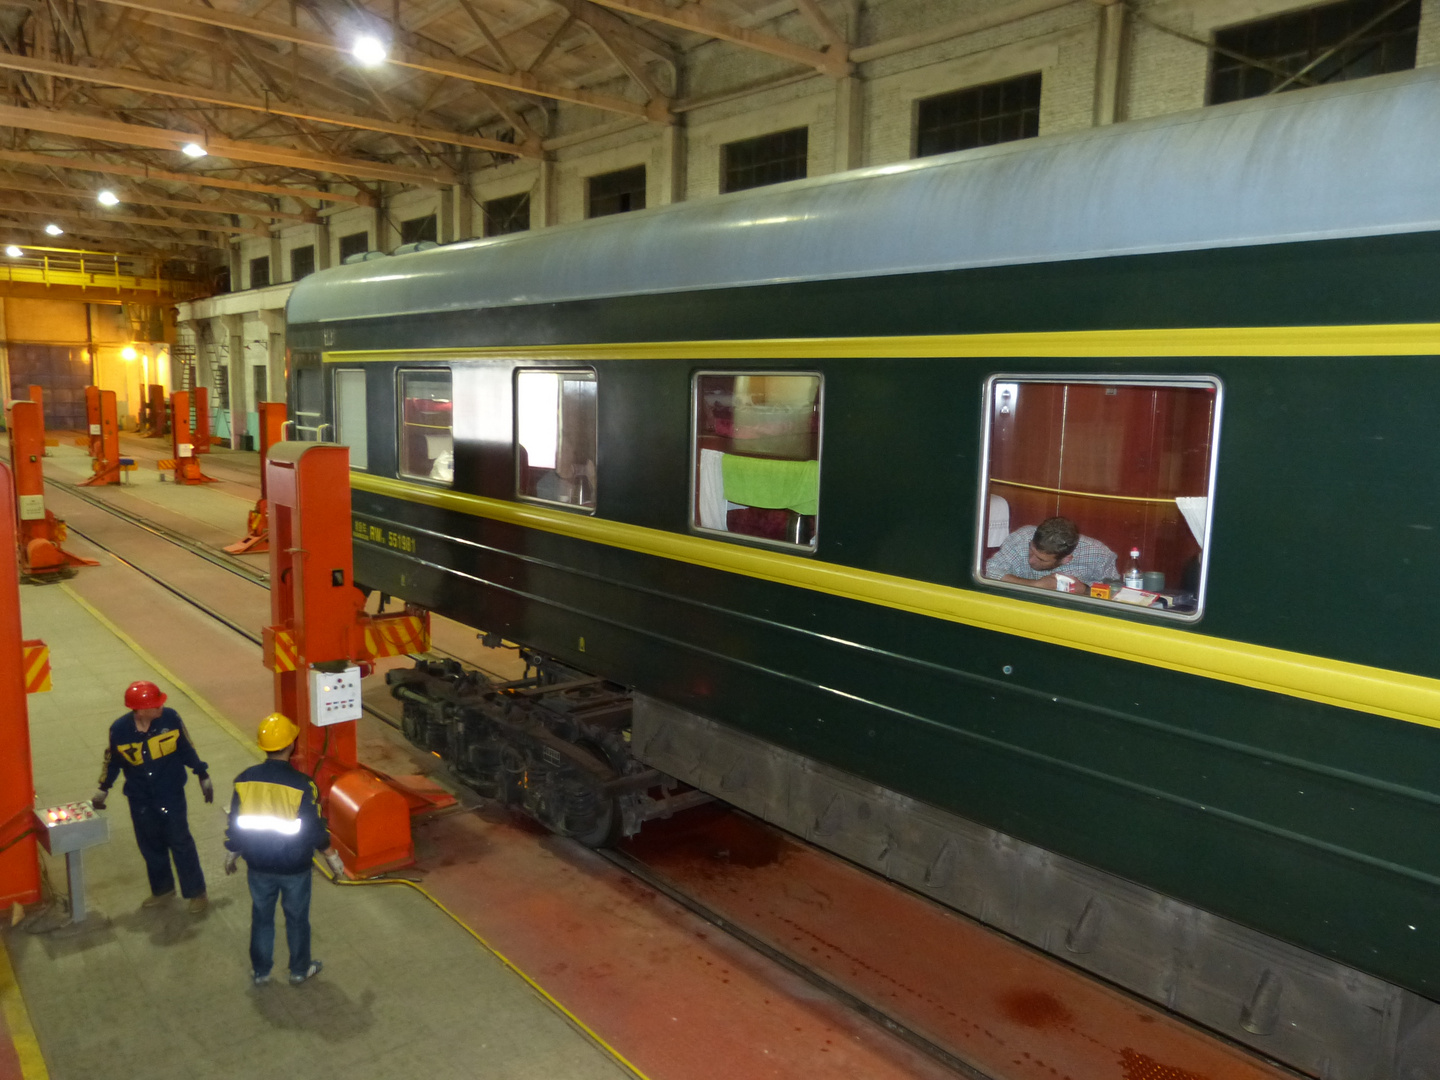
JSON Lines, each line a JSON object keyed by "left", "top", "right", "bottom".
{"left": 400, "top": 214, "right": 438, "bottom": 245}
{"left": 977, "top": 376, "right": 1222, "bottom": 620}
{"left": 587, "top": 165, "right": 646, "bottom": 218}
{"left": 249, "top": 256, "right": 270, "bottom": 289}
{"left": 515, "top": 370, "right": 597, "bottom": 511}
{"left": 338, "top": 231, "right": 369, "bottom": 262}
{"left": 693, "top": 373, "right": 822, "bottom": 550}
{"left": 721, "top": 127, "right": 808, "bottom": 193}
{"left": 914, "top": 73, "right": 1042, "bottom": 158}
{"left": 484, "top": 192, "right": 530, "bottom": 236}
{"left": 1208, "top": 0, "right": 1419, "bottom": 104}
{"left": 333, "top": 369, "right": 367, "bottom": 470}
{"left": 289, "top": 245, "right": 316, "bottom": 281}
{"left": 398, "top": 370, "right": 453, "bottom": 484}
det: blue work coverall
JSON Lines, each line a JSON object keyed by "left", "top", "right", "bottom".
{"left": 97, "top": 707, "right": 209, "bottom": 899}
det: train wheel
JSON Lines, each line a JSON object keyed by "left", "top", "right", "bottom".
{"left": 562, "top": 741, "right": 622, "bottom": 848}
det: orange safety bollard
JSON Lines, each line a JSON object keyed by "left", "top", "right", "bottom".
{"left": 0, "top": 461, "right": 42, "bottom": 908}
{"left": 169, "top": 391, "right": 217, "bottom": 485}
{"left": 224, "top": 402, "right": 285, "bottom": 554}
{"left": 7, "top": 402, "right": 96, "bottom": 577}
{"left": 143, "top": 383, "right": 167, "bottom": 438}
{"left": 81, "top": 391, "right": 122, "bottom": 487}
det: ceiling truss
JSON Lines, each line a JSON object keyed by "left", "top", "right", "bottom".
{"left": 0, "top": 0, "right": 857, "bottom": 259}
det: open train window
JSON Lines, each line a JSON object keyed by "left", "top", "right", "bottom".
{"left": 332, "top": 368, "right": 367, "bottom": 470}
{"left": 692, "top": 372, "right": 821, "bottom": 551}
{"left": 515, "top": 369, "right": 596, "bottom": 511}
{"left": 398, "top": 369, "right": 453, "bottom": 484}
{"left": 976, "top": 375, "right": 1221, "bottom": 620}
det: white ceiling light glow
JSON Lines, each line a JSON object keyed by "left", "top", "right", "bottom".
{"left": 5, "top": 246, "right": 21, "bottom": 258}
{"left": 97, "top": 190, "right": 120, "bottom": 206}
{"left": 44, "top": 223, "right": 63, "bottom": 236}
{"left": 181, "top": 142, "right": 207, "bottom": 158}
{"left": 352, "top": 35, "right": 387, "bottom": 66}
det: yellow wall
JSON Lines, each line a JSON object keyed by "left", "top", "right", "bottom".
{"left": 4, "top": 299, "right": 162, "bottom": 425}
{"left": 3, "top": 298, "right": 129, "bottom": 344}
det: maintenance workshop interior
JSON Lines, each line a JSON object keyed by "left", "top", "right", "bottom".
{"left": 2, "top": 2, "right": 1440, "bottom": 1080}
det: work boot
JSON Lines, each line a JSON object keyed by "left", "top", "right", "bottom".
{"left": 187, "top": 893, "right": 208, "bottom": 914}
{"left": 140, "top": 889, "right": 175, "bottom": 908}
{"left": 290, "top": 960, "right": 322, "bottom": 985}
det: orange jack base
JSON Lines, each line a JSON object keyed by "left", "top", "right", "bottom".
{"left": 327, "top": 767, "right": 414, "bottom": 877}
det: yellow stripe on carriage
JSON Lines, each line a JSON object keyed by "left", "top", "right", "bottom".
{"left": 322, "top": 322, "right": 1440, "bottom": 364}
{"left": 352, "top": 472, "right": 1440, "bottom": 732}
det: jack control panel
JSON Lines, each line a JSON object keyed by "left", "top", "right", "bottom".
{"left": 309, "top": 665, "right": 363, "bottom": 725}
{"left": 34, "top": 800, "right": 109, "bottom": 855}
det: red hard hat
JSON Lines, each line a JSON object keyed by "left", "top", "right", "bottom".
{"left": 124, "top": 680, "right": 166, "bottom": 709}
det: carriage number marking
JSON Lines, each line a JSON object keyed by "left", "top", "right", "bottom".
{"left": 353, "top": 519, "right": 417, "bottom": 553}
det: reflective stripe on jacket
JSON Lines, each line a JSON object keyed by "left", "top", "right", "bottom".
{"left": 224, "top": 759, "right": 330, "bottom": 875}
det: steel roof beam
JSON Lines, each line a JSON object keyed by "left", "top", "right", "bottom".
{"left": 0, "top": 181, "right": 280, "bottom": 233}
{"left": 0, "top": 200, "right": 262, "bottom": 237}
{"left": 93, "top": 0, "right": 672, "bottom": 122}
{"left": 0, "top": 147, "right": 372, "bottom": 206}
{"left": 0, "top": 104, "right": 456, "bottom": 185}
{"left": 0, "top": 52, "right": 541, "bottom": 158}
{"left": 583, "top": 0, "right": 850, "bottom": 77}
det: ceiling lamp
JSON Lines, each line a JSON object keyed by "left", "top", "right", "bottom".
{"left": 181, "top": 142, "right": 207, "bottom": 159}
{"left": 352, "top": 35, "right": 387, "bottom": 66}
{"left": 97, "top": 190, "right": 120, "bottom": 206}
{"left": 122, "top": 346, "right": 137, "bottom": 361}
{"left": 4, "top": 245, "right": 21, "bottom": 257}
{"left": 44, "top": 223, "right": 63, "bottom": 236}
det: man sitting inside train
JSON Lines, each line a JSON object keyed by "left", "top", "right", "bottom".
{"left": 984, "top": 515, "right": 1117, "bottom": 593}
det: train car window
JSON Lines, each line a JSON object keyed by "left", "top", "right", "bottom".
{"left": 692, "top": 372, "right": 821, "bottom": 550}
{"left": 398, "top": 370, "right": 453, "bottom": 484}
{"left": 515, "top": 369, "right": 596, "bottom": 510}
{"left": 333, "top": 369, "right": 368, "bottom": 470}
{"left": 977, "top": 376, "right": 1221, "bottom": 620}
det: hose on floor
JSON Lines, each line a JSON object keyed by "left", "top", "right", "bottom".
{"left": 313, "top": 854, "right": 652, "bottom": 1080}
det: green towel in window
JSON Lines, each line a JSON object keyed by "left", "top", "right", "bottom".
{"left": 721, "top": 455, "right": 819, "bottom": 516}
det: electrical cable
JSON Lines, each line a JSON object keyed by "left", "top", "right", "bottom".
{"left": 311, "top": 855, "right": 653, "bottom": 1080}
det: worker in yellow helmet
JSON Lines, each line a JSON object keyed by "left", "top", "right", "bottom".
{"left": 223, "top": 712, "right": 345, "bottom": 986}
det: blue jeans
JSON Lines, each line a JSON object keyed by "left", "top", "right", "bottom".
{"left": 247, "top": 867, "right": 312, "bottom": 978}
{"left": 128, "top": 795, "right": 206, "bottom": 899}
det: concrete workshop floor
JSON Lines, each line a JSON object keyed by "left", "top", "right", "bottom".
{"left": 5, "top": 572, "right": 629, "bottom": 1080}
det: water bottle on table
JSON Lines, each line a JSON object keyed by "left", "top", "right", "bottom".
{"left": 1124, "top": 548, "right": 1143, "bottom": 590}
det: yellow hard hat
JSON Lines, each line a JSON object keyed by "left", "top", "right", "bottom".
{"left": 256, "top": 712, "right": 299, "bottom": 752}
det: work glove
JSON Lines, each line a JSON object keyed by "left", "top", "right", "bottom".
{"left": 199, "top": 776, "right": 214, "bottom": 804}
{"left": 224, "top": 851, "right": 240, "bottom": 876}
{"left": 324, "top": 850, "right": 345, "bottom": 878}
{"left": 91, "top": 789, "right": 108, "bottom": 811}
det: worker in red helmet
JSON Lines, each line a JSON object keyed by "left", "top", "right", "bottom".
{"left": 92, "top": 679, "right": 213, "bottom": 913}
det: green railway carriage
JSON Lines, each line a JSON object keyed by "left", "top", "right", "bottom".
{"left": 288, "top": 69, "right": 1440, "bottom": 1076}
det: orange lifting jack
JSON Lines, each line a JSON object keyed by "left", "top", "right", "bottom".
{"left": 7, "top": 401, "right": 97, "bottom": 576}
{"left": 224, "top": 402, "right": 285, "bottom": 554}
{"left": 0, "top": 460, "right": 44, "bottom": 908}
{"left": 261, "top": 442, "right": 453, "bottom": 877}
{"left": 167, "top": 391, "right": 218, "bottom": 485}
{"left": 141, "top": 383, "right": 167, "bottom": 438}
{"left": 80, "top": 386, "right": 124, "bottom": 486}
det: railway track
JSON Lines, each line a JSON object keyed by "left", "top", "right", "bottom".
{"left": 38, "top": 460, "right": 993, "bottom": 1080}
